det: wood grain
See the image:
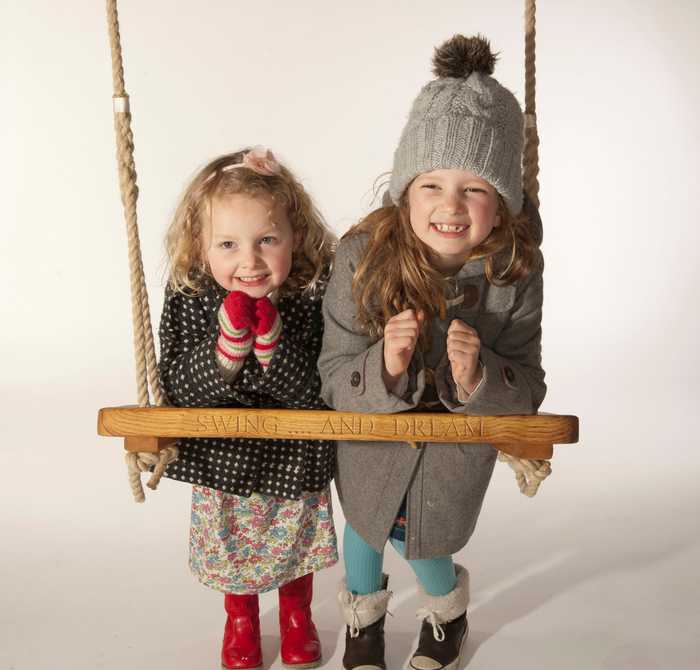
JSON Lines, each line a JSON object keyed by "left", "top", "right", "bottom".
{"left": 98, "top": 407, "right": 577, "bottom": 458}
{"left": 123, "top": 436, "right": 178, "bottom": 454}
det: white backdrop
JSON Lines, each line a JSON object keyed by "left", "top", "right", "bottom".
{"left": 3, "top": 2, "right": 699, "bottom": 669}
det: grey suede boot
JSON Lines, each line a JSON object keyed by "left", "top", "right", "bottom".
{"left": 337, "top": 576, "right": 392, "bottom": 670}
{"left": 409, "top": 565, "right": 469, "bottom": 670}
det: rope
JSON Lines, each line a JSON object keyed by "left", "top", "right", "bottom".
{"left": 523, "top": 0, "right": 540, "bottom": 208}
{"left": 107, "top": 0, "right": 168, "bottom": 500}
{"left": 495, "top": 0, "right": 546, "bottom": 495}
{"left": 106, "top": 0, "right": 150, "bottom": 407}
{"left": 498, "top": 452, "right": 551, "bottom": 497}
{"left": 106, "top": 0, "right": 164, "bottom": 408}
{"left": 125, "top": 447, "right": 180, "bottom": 503}
{"left": 139, "top": 277, "right": 165, "bottom": 406}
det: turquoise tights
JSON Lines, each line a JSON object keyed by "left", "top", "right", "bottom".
{"left": 344, "top": 522, "right": 457, "bottom": 596}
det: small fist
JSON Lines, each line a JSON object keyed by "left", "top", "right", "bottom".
{"left": 446, "top": 319, "right": 482, "bottom": 394}
{"left": 222, "top": 291, "right": 255, "bottom": 331}
{"left": 252, "top": 297, "right": 279, "bottom": 336}
{"left": 383, "top": 309, "right": 423, "bottom": 384}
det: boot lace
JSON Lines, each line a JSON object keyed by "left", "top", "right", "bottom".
{"left": 339, "top": 590, "right": 393, "bottom": 639}
{"left": 341, "top": 591, "right": 362, "bottom": 638}
{"left": 415, "top": 608, "right": 445, "bottom": 642}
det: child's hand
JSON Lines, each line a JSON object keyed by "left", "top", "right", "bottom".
{"left": 216, "top": 291, "right": 256, "bottom": 377}
{"left": 252, "top": 297, "right": 282, "bottom": 370}
{"left": 252, "top": 296, "right": 279, "bottom": 336}
{"left": 447, "top": 319, "right": 482, "bottom": 394}
{"left": 383, "top": 309, "right": 423, "bottom": 388}
{"left": 221, "top": 290, "right": 256, "bottom": 331}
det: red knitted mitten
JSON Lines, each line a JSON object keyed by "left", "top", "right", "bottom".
{"left": 252, "top": 297, "right": 282, "bottom": 370}
{"left": 222, "top": 290, "right": 256, "bottom": 330}
{"left": 216, "top": 291, "right": 255, "bottom": 379}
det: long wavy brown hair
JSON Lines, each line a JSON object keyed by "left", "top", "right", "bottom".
{"left": 347, "top": 188, "right": 539, "bottom": 344}
{"left": 165, "top": 149, "right": 335, "bottom": 296}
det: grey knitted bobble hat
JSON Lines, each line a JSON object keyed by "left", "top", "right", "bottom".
{"left": 388, "top": 34, "right": 524, "bottom": 215}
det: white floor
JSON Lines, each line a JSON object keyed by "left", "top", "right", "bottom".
{"left": 2, "top": 393, "right": 699, "bottom": 670}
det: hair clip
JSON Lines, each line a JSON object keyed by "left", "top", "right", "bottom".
{"left": 203, "top": 146, "right": 282, "bottom": 184}
{"left": 238, "top": 145, "right": 282, "bottom": 176}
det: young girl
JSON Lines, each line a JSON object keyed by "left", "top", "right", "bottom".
{"left": 318, "top": 35, "right": 546, "bottom": 670}
{"left": 158, "top": 146, "right": 338, "bottom": 669}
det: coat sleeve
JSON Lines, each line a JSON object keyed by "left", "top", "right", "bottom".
{"left": 437, "top": 252, "right": 547, "bottom": 416}
{"left": 318, "top": 235, "right": 425, "bottom": 413}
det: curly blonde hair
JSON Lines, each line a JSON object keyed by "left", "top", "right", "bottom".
{"left": 165, "top": 149, "right": 335, "bottom": 295}
{"left": 347, "top": 187, "right": 539, "bottom": 345}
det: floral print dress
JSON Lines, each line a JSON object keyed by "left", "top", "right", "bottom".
{"left": 190, "top": 485, "right": 337, "bottom": 593}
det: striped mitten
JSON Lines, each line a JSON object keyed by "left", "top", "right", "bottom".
{"left": 252, "top": 296, "right": 282, "bottom": 370}
{"left": 215, "top": 291, "right": 255, "bottom": 379}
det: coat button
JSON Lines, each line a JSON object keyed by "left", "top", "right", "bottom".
{"left": 350, "top": 371, "right": 361, "bottom": 387}
{"left": 463, "top": 285, "right": 479, "bottom": 309}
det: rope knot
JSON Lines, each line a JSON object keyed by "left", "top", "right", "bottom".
{"left": 498, "top": 452, "right": 552, "bottom": 497}
{"left": 125, "top": 446, "right": 179, "bottom": 502}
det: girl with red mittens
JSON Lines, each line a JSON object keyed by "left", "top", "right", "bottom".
{"left": 159, "top": 146, "right": 338, "bottom": 669}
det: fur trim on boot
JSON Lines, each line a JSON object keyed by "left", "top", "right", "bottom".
{"left": 338, "top": 576, "right": 392, "bottom": 670}
{"left": 337, "top": 577, "right": 392, "bottom": 636}
{"left": 415, "top": 565, "right": 469, "bottom": 631}
{"left": 410, "top": 565, "right": 469, "bottom": 670}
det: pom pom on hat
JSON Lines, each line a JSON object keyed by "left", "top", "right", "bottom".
{"left": 432, "top": 34, "right": 497, "bottom": 79}
{"left": 388, "top": 32, "right": 523, "bottom": 214}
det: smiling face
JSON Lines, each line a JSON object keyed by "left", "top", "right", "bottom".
{"left": 407, "top": 168, "right": 501, "bottom": 274}
{"left": 203, "top": 193, "right": 295, "bottom": 297}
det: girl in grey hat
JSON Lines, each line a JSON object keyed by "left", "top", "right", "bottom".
{"left": 318, "top": 35, "right": 546, "bottom": 670}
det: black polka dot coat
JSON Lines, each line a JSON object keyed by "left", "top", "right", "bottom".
{"left": 158, "top": 278, "right": 334, "bottom": 499}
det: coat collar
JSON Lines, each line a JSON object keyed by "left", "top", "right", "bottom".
{"left": 453, "top": 257, "right": 486, "bottom": 280}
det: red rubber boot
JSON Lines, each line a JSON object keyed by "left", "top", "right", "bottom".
{"left": 221, "top": 593, "right": 262, "bottom": 669}
{"left": 278, "top": 573, "right": 322, "bottom": 668}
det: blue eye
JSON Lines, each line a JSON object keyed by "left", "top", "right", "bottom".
{"left": 219, "top": 240, "right": 236, "bottom": 250}
{"left": 260, "top": 236, "right": 277, "bottom": 245}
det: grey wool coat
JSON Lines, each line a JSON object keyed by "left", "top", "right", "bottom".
{"left": 318, "top": 205, "right": 545, "bottom": 560}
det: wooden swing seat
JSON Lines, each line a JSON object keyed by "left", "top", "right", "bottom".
{"left": 97, "top": 406, "right": 578, "bottom": 459}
